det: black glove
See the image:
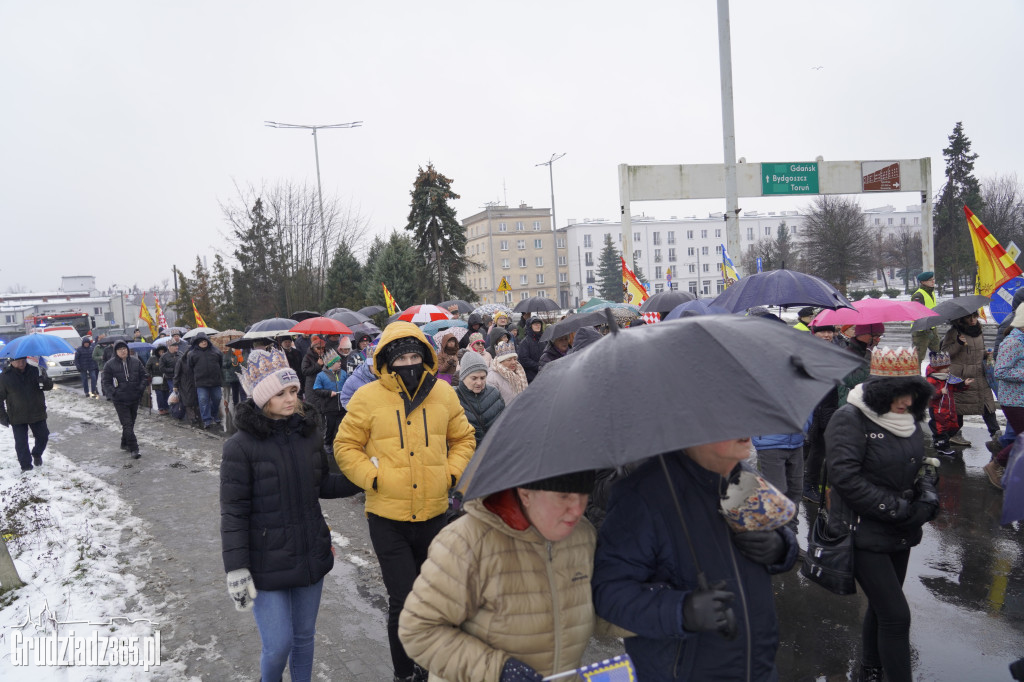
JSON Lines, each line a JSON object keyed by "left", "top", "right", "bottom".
{"left": 915, "top": 476, "right": 939, "bottom": 505}
{"left": 901, "top": 498, "right": 939, "bottom": 529}
{"left": 682, "top": 581, "right": 736, "bottom": 635}
{"left": 731, "top": 530, "right": 786, "bottom": 565}
{"left": 500, "top": 657, "right": 543, "bottom": 682}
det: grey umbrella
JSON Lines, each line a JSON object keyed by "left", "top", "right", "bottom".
{"left": 458, "top": 314, "right": 865, "bottom": 501}
{"left": 327, "top": 310, "right": 371, "bottom": 327}
{"left": 910, "top": 295, "right": 990, "bottom": 332}
{"left": 513, "top": 296, "right": 561, "bottom": 314}
{"left": 639, "top": 289, "right": 696, "bottom": 315}
{"left": 540, "top": 310, "right": 610, "bottom": 342}
{"left": 358, "top": 305, "right": 386, "bottom": 317}
{"left": 711, "top": 269, "right": 853, "bottom": 312}
{"left": 437, "top": 299, "right": 475, "bottom": 315}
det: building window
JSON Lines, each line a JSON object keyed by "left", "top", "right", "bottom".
{"left": 655, "top": 266, "right": 662, "bottom": 279}
{"left": 747, "top": 227, "right": 754, "bottom": 240}
{"left": 654, "top": 249, "right": 662, "bottom": 263}
{"left": 584, "top": 234, "right": 592, "bottom": 248}
{"left": 536, "top": 274, "right": 545, "bottom": 284}
{"left": 702, "top": 246, "right": 709, "bottom": 255}
{"left": 516, "top": 221, "right": 524, "bottom": 231}
{"left": 668, "top": 248, "right": 676, "bottom": 262}
{"left": 670, "top": 282, "right": 679, "bottom": 291}
{"left": 703, "top": 280, "right": 711, "bottom": 295}
{"left": 716, "top": 245, "right": 722, "bottom": 254}
{"left": 635, "top": 249, "right": 642, "bottom": 260}
{"left": 557, "top": 255, "right": 567, "bottom": 266}
{"left": 888, "top": 218, "right": 893, "bottom": 225}
{"left": 499, "top": 222, "right": 507, "bottom": 232}
{"left": 901, "top": 217, "right": 906, "bottom": 225}
{"left": 556, "top": 238, "right": 566, "bottom": 248}
{"left": 703, "top": 263, "right": 710, "bottom": 272}
{"left": 687, "top": 247, "right": 695, "bottom": 256}
{"left": 94, "top": 307, "right": 102, "bottom": 315}
{"left": 518, "top": 258, "right": 527, "bottom": 268}
{"left": 634, "top": 232, "right": 641, "bottom": 242}
{"left": 535, "top": 257, "right": 544, "bottom": 267}
{"left": 687, "top": 230, "right": 694, "bottom": 239}
{"left": 533, "top": 221, "right": 542, "bottom": 231}
{"left": 559, "top": 272, "right": 568, "bottom": 282}
{"left": 791, "top": 226, "right": 797, "bottom": 235}
{"left": 538, "top": 290, "right": 548, "bottom": 298}
{"left": 653, "top": 232, "right": 661, "bottom": 245}
{"left": 914, "top": 217, "right": 919, "bottom": 225}
{"left": 874, "top": 218, "right": 880, "bottom": 225}
{"left": 534, "top": 239, "right": 543, "bottom": 248}
{"left": 668, "top": 231, "right": 676, "bottom": 244}
{"left": 715, "top": 229, "right": 721, "bottom": 238}
{"left": 502, "top": 258, "right": 510, "bottom": 269}
{"left": 586, "top": 270, "right": 595, "bottom": 283}
{"left": 701, "top": 230, "right": 707, "bottom": 238}
{"left": 655, "top": 283, "right": 664, "bottom": 293}
{"left": 520, "top": 275, "right": 528, "bottom": 285}
{"left": 688, "top": 264, "right": 696, "bottom": 273}
{"left": 585, "top": 252, "right": 594, "bottom": 266}
{"left": 500, "top": 240, "right": 509, "bottom": 250}
{"left": 689, "top": 280, "right": 698, "bottom": 295}
{"left": 717, "top": 280, "right": 725, "bottom": 294}
{"left": 517, "top": 240, "right": 526, "bottom": 250}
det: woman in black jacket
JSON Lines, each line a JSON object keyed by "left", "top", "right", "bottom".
{"left": 824, "top": 348, "right": 937, "bottom": 682}
{"left": 220, "top": 348, "right": 359, "bottom": 682}
{"left": 454, "top": 351, "right": 504, "bottom": 446}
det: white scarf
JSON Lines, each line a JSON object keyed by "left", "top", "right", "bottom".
{"left": 846, "top": 383, "right": 920, "bottom": 438}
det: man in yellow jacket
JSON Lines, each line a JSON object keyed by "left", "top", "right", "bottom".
{"left": 335, "top": 322, "right": 476, "bottom": 682}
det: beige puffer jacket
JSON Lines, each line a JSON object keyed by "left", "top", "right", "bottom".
{"left": 399, "top": 492, "right": 597, "bottom": 682}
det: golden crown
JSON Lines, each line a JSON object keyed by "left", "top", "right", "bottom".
{"left": 869, "top": 346, "right": 920, "bottom": 377}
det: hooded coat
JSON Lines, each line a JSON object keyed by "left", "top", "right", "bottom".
{"left": 486, "top": 326, "right": 511, "bottom": 358}
{"left": 517, "top": 316, "right": 545, "bottom": 383}
{"left": 940, "top": 318, "right": 996, "bottom": 415}
{"left": 220, "top": 400, "right": 360, "bottom": 591}
{"left": 0, "top": 363, "right": 53, "bottom": 425}
{"left": 460, "top": 313, "right": 485, "bottom": 349}
{"left": 187, "top": 333, "right": 223, "bottom": 388}
{"left": 101, "top": 343, "right": 150, "bottom": 404}
{"left": 538, "top": 341, "right": 568, "bottom": 371}
{"left": 74, "top": 341, "right": 98, "bottom": 372}
{"left": 398, "top": 492, "right": 597, "bottom": 681}
{"left": 334, "top": 322, "right": 477, "bottom": 522}
{"left": 566, "top": 326, "right": 603, "bottom": 355}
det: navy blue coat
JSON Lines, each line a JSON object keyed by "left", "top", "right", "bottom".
{"left": 74, "top": 344, "right": 99, "bottom": 372}
{"left": 593, "top": 452, "right": 796, "bottom": 682}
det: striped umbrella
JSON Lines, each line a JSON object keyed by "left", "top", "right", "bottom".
{"left": 396, "top": 305, "right": 453, "bottom": 324}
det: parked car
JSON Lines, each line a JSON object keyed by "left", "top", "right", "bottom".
{"left": 32, "top": 326, "right": 83, "bottom": 381}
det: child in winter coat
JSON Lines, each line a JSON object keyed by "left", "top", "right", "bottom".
{"left": 926, "top": 351, "right": 972, "bottom": 456}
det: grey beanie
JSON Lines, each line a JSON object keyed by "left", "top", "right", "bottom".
{"left": 459, "top": 350, "right": 488, "bottom": 376}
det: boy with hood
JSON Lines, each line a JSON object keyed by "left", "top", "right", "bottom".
{"left": 75, "top": 336, "right": 100, "bottom": 397}
{"left": 926, "top": 351, "right": 971, "bottom": 456}
{"left": 517, "top": 316, "right": 545, "bottom": 383}
{"left": 102, "top": 340, "right": 150, "bottom": 458}
{"left": 459, "top": 312, "right": 485, "bottom": 349}
{"left": 334, "top": 322, "right": 476, "bottom": 682}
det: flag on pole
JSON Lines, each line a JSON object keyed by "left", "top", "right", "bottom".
{"left": 966, "top": 205, "right": 1023, "bottom": 300}
{"left": 382, "top": 283, "right": 401, "bottom": 316}
{"left": 622, "top": 257, "right": 649, "bottom": 306}
{"left": 154, "top": 295, "right": 168, "bottom": 330}
{"left": 138, "top": 294, "right": 158, "bottom": 340}
{"left": 191, "top": 299, "right": 208, "bottom": 328}
{"left": 721, "top": 243, "right": 740, "bottom": 289}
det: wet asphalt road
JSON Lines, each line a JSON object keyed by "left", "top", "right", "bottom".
{"left": 38, "top": 384, "right": 1024, "bottom": 681}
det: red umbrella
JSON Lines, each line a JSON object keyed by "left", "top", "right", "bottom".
{"left": 289, "top": 316, "right": 354, "bottom": 335}
{"left": 396, "top": 305, "right": 453, "bottom": 324}
{"left": 812, "top": 298, "right": 939, "bottom": 326}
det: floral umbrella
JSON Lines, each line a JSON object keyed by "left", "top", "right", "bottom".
{"left": 433, "top": 326, "right": 469, "bottom": 349}
{"left": 471, "top": 303, "right": 514, "bottom": 317}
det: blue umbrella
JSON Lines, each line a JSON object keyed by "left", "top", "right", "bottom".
{"left": 664, "top": 300, "right": 733, "bottom": 320}
{"left": 711, "top": 269, "right": 854, "bottom": 313}
{"left": 0, "top": 334, "right": 76, "bottom": 359}
{"left": 421, "top": 319, "right": 468, "bottom": 336}
{"left": 1002, "top": 435, "right": 1024, "bottom": 524}
{"left": 128, "top": 342, "right": 155, "bottom": 351}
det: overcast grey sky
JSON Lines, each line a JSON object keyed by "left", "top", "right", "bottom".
{"left": 2, "top": 0, "right": 1021, "bottom": 292}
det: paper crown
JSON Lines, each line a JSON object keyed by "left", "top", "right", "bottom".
{"left": 929, "top": 351, "right": 951, "bottom": 368}
{"left": 720, "top": 470, "right": 796, "bottom": 532}
{"left": 870, "top": 346, "right": 920, "bottom": 377}
{"left": 240, "top": 348, "right": 292, "bottom": 395}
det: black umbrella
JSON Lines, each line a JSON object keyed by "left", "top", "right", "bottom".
{"left": 96, "top": 334, "right": 128, "bottom": 345}
{"left": 349, "top": 321, "right": 382, "bottom": 337}
{"left": 910, "top": 295, "right": 991, "bottom": 332}
{"left": 540, "top": 310, "right": 609, "bottom": 342}
{"left": 711, "top": 270, "right": 854, "bottom": 313}
{"left": 327, "top": 310, "right": 370, "bottom": 327}
{"left": 358, "top": 305, "right": 387, "bottom": 317}
{"left": 458, "top": 314, "right": 865, "bottom": 501}
{"left": 290, "top": 310, "right": 321, "bottom": 322}
{"left": 436, "top": 299, "right": 474, "bottom": 315}
{"left": 639, "top": 289, "right": 696, "bottom": 315}
{"left": 249, "top": 317, "right": 299, "bottom": 333}
{"left": 513, "top": 296, "right": 561, "bottom": 314}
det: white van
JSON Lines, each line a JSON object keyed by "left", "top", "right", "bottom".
{"left": 32, "top": 326, "right": 83, "bottom": 380}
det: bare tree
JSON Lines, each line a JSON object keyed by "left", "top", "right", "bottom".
{"left": 799, "top": 196, "right": 875, "bottom": 294}
{"left": 883, "top": 227, "right": 923, "bottom": 292}
{"left": 739, "top": 221, "right": 794, "bottom": 274}
{"left": 980, "top": 173, "right": 1024, "bottom": 249}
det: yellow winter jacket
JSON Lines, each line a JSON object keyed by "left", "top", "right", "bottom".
{"left": 334, "top": 322, "right": 476, "bottom": 522}
{"left": 399, "top": 493, "right": 597, "bottom": 681}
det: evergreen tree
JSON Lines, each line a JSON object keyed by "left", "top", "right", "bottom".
{"left": 404, "top": 164, "right": 468, "bottom": 301}
{"left": 171, "top": 270, "right": 196, "bottom": 326}
{"left": 190, "top": 256, "right": 215, "bottom": 327}
{"left": 322, "top": 240, "right": 366, "bottom": 312}
{"left": 631, "top": 253, "right": 646, "bottom": 284}
{"left": 363, "top": 232, "right": 430, "bottom": 309}
{"left": 934, "top": 122, "right": 984, "bottom": 296}
{"left": 775, "top": 221, "right": 794, "bottom": 269}
{"left": 231, "top": 198, "right": 286, "bottom": 323}
{"left": 210, "top": 254, "right": 240, "bottom": 329}
{"left": 596, "top": 234, "right": 622, "bottom": 300}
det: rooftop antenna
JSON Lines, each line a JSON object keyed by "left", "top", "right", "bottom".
{"left": 502, "top": 179, "right": 508, "bottom": 207}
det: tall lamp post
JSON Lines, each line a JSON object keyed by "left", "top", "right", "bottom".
{"left": 536, "top": 153, "right": 566, "bottom": 305}
{"left": 264, "top": 120, "right": 363, "bottom": 230}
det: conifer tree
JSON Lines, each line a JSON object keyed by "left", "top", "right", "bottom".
{"left": 363, "top": 233, "right": 430, "bottom": 309}
{"left": 405, "top": 164, "right": 468, "bottom": 301}
{"left": 597, "top": 234, "right": 622, "bottom": 300}
{"left": 322, "top": 241, "right": 365, "bottom": 312}
{"left": 231, "top": 198, "right": 286, "bottom": 323}
{"left": 934, "top": 122, "right": 984, "bottom": 295}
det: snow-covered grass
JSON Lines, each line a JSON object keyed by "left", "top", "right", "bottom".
{"left": 0, "top": 423, "right": 192, "bottom": 680}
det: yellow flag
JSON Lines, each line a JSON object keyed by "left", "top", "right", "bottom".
{"left": 966, "top": 206, "right": 1022, "bottom": 298}
{"left": 621, "top": 257, "right": 649, "bottom": 305}
{"left": 139, "top": 294, "right": 158, "bottom": 339}
{"left": 191, "top": 299, "right": 208, "bottom": 328}
{"left": 382, "top": 283, "right": 401, "bottom": 316}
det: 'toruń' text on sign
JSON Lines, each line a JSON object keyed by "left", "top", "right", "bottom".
{"left": 760, "top": 162, "right": 819, "bottom": 195}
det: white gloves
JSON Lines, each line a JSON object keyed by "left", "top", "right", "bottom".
{"left": 226, "top": 568, "right": 258, "bottom": 611}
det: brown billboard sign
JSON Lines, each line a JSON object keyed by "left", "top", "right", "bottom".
{"left": 862, "top": 161, "right": 901, "bottom": 192}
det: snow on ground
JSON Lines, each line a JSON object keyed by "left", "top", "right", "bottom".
{"left": 0, "top": 417, "right": 192, "bottom": 680}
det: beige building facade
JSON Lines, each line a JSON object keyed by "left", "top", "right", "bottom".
{"left": 462, "top": 204, "right": 570, "bottom": 308}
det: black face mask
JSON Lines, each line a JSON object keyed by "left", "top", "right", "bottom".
{"left": 393, "top": 362, "right": 425, "bottom": 395}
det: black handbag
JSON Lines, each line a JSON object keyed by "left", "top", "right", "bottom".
{"left": 801, "top": 467, "right": 856, "bottom": 595}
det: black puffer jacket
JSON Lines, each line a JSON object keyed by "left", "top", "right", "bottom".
{"left": 0, "top": 364, "right": 53, "bottom": 425}
{"left": 824, "top": 377, "right": 935, "bottom": 552}
{"left": 101, "top": 352, "right": 150, "bottom": 404}
{"left": 220, "top": 400, "right": 360, "bottom": 591}
{"left": 516, "top": 316, "right": 545, "bottom": 382}
{"left": 159, "top": 350, "right": 180, "bottom": 381}
{"left": 74, "top": 342, "right": 98, "bottom": 372}
{"left": 454, "top": 383, "right": 505, "bottom": 446}
{"left": 187, "top": 334, "right": 223, "bottom": 388}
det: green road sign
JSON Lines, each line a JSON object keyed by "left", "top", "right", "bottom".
{"left": 761, "top": 162, "right": 819, "bottom": 195}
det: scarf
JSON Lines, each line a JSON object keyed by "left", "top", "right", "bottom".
{"left": 846, "top": 384, "right": 919, "bottom": 437}
{"left": 493, "top": 359, "right": 528, "bottom": 395}
{"left": 930, "top": 371, "right": 948, "bottom": 381}
{"left": 953, "top": 319, "right": 983, "bottom": 337}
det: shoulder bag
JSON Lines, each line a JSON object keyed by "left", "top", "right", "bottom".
{"left": 801, "top": 462, "right": 856, "bottom": 595}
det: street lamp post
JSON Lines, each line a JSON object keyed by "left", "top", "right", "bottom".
{"left": 264, "top": 120, "right": 363, "bottom": 230}
{"left": 536, "top": 153, "right": 566, "bottom": 305}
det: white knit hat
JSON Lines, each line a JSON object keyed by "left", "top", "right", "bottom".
{"left": 241, "top": 349, "right": 301, "bottom": 408}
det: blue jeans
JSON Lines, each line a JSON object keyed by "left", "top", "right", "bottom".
{"left": 252, "top": 579, "right": 324, "bottom": 682}
{"left": 12, "top": 420, "right": 49, "bottom": 470}
{"left": 196, "top": 386, "right": 222, "bottom": 425}
{"left": 79, "top": 369, "right": 98, "bottom": 395}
